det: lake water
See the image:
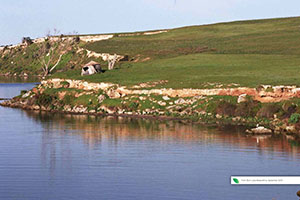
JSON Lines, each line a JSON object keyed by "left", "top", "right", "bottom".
{"left": 1, "top": 79, "right": 300, "bottom": 200}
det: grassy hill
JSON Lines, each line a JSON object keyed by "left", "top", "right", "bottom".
{"left": 3, "top": 16, "right": 300, "bottom": 89}
{"left": 85, "top": 17, "right": 300, "bottom": 57}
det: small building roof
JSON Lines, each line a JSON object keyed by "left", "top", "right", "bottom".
{"left": 83, "top": 60, "right": 100, "bottom": 67}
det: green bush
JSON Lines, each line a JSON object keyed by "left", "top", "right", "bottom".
{"left": 60, "top": 81, "right": 70, "bottom": 88}
{"left": 20, "top": 90, "right": 27, "bottom": 95}
{"left": 288, "top": 113, "right": 300, "bottom": 124}
{"left": 265, "top": 87, "right": 274, "bottom": 93}
{"left": 63, "top": 95, "right": 73, "bottom": 105}
{"left": 129, "top": 102, "right": 139, "bottom": 109}
{"left": 36, "top": 93, "right": 53, "bottom": 106}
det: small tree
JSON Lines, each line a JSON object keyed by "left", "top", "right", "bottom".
{"left": 74, "top": 36, "right": 80, "bottom": 43}
{"left": 37, "top": 37, "right": 73, "bottom": 77}
{"left": 22, "top": 37, "right": 33, "bottom": 46}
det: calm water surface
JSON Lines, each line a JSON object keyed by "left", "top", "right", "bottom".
{"left": 1, "top": 80, "right": 300, "bottom": 200}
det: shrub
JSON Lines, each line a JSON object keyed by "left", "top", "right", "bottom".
{"left": 235, "top": 97, "right": 261, "bottom": 117}
{"left": 36, "top": 93, "right": 53, "bottom": 106}
{"left": 289, "top": 113, "right": 300, "bottom": 124}
{"left": 20, "top": 90, "right": 27, "bottom": 95}
{"left": 216, "top": 101, "right": 237, "bottom": 116}
{"left": 22, "top": 37, "right": 33, "bottom": 45}
{"left": 129, "top": 102, "right": 139, "bottom": 110}
{"left": 280, "top": 103, "right": 296, "bottom": 119}
{"left": 74, "top": 36, "right": 80, "bottom": 43}
{"left": 63, "top": 95, "right": 73, "bottom": 105}
{"left": 257, "top": 104, "right": 281, "bottom": 118}
{"left": 265, "top": 87, "right": 274, "bottom": 93}
{"left": 45, "top": 42, "right": 51, "bottom": 50}
{"left": 61, "top": 81, "right": 70, "bottom": 88}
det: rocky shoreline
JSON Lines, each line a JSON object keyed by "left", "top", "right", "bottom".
{"left": 2, "top": 78, "right": 300, "bottom": 139}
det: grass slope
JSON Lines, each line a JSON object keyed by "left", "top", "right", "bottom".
{"left": 2, "top": 16, "right": 300, "bottom": 88}
{"left": 85, "top": 17, "right": 300, "bottom": 57}
{"left": 55, "top": 18, "right": 300, "bottom": 88}
{"left": 56, "top": 17, "right": 300, "bottom": 88}
{"left": 55, "top": 54, "right": 300, "bottom": 88}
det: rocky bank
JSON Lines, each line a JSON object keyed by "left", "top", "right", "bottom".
{"left": 2, "top": 78, "right": 300, "bottom": 138}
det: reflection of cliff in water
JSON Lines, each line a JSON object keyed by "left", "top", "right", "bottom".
{"left": 24, "top": 110, "right": 300, "bottom": 159}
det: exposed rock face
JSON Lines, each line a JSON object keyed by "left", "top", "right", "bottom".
{"left": 238, "top": 94, "right": 247, "bottom": 103}
{"left": 4, "top": 31, "right": 168, "bottom": 54}
{"left": 158, "top": 101, "right": 167, "bottom": 106}
{"left": 143, "top": 30, "right": 168, "bottom": 35}
{"left": 131, "top": 80, "right": 168, "bottom": 89}
{"left": 175, "top": 98, "right": 186, "bottom": 105}
{"left": 77, "top": 48, "right": 124, "bottom": 62}
{"left": 163, "top": 96, "right": 170, "bottom": 101}
{"left": 100, "top": 105, "right": 116, "bottom": 114}
{"left": 32, "top": 35, "right": 114, "bottom": 44}
{"left": 79, "top": 35, "right": 113, "bottom": 42}
{"left": 22, "top": 91, "right": 32, "bottom": 98}
{"left": 32, "top": 88, "right": 39, "bottom": 94}
{"left": 72, "top": 105, "right": 88, "bottom": 113}
{"left": 40, "top": 79, "right": 300, "bottom": 103}
{"left": 4, "top": 77, "right": 300, "bottom": 138}
{"left": 107, "top": 89, "right": 121, "bottom": 99}
{"left": 41, "top": 79, "right": 115, "bottom": 91}
{"left": 58, "top": 91, "right": 67, "bottom": 100}
{"left": 139, "top": 96, "right": 147, "bottom": 101}
{"left": 98, "top": 95, "right": 106, "bottom": 103}
{"left": 246, "top": 126, "right": 272, "bottom": 134}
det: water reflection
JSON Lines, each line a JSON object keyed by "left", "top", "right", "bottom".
{"left": 3, "top": 79, "right": 300, "bottom": 199}
{"left": 0, "top": 75, "right": 40, "bottom": 83}
{"left": 24, "top": 110, "right": 300, "bottom": 160}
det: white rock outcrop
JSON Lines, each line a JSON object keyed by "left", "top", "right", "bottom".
{"left": 246, "top": 126, "right": 272, "bottom": 134}
{"left": 237, "top": 94, "right": 247, "bottom": 103}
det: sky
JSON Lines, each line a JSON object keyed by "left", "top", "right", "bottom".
{"left": 0, "top": 0, "right": 299, "bottom": 45}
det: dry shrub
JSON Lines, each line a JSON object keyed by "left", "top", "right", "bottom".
{"left": 235, "top": 99, "right": 261, "bottom": 117}
{"left": 281, "top": 104, "right": 296, "bottom": 119}
{"left": 26, "top": 97, "right": 36, "bottom": 106}
{"left": 294, "top": 121, "right": 300, "bottom": 131}
{"left": 257, "top": 104, "right": 281, "bottom": 118}
{"left": 216, "top": 101, "right": 237, "bottom": 116}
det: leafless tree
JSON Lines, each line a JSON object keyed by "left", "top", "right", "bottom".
{"left": 37, "top": 37, "right": 72, "bottom": 77}
{"left": 46, "top": 28, "right": 60, "bottom": 37}
{"left": 68, "top": 30, "right": 79, "bottom": 35}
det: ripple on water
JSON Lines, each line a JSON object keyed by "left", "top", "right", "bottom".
{"left": 1, "top": 81, "right": 300, "bottom": 199}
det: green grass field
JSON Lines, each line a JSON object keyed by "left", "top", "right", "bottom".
{"left": 54, "top": 17, "right": 300, "bottom": 88}
{"left": 55, "top": 53, "right": 300, "bottom": 88}
{"left": 85, "top": 17, "right": 300, "bottom": 58}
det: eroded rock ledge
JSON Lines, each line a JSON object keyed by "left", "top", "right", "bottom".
{"left": 41, "top": 78, "right": 300, "bottom": 102}
{"left": 2, "top": 78, "right": 300, "bottom": 138}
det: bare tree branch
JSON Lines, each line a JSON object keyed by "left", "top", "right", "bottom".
{"left": 49, "top": 54, "right": 63, "bottom": 73}
{"left": 36, "top": 34, "right": 74, "bottom": 77}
